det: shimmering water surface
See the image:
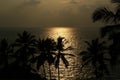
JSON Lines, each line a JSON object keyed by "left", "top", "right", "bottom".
{"left": 37, "top": 27, "right": 90, "bottom": 80}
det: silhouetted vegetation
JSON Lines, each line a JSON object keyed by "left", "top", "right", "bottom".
{"left": 111, "top": 0, "right": 120, "bottom": 3}
{"left": 0, "top": 31, "right": 45, "bottom": 80}
{"left": 93, "top": 7, "right": 120, "bottom": 24}
{"left": 92, "top": 1, "right": 120, "bottom": 68}
{"left": 0, "top": 31, "right": 74, "bottom": 80}
{"left": 54, "top": 36, "right": 75, "bottom": 80}
{"left": 80, "top": 38, "right": 110, "bottom": 80}
{"left": 80, "top": 0, "right": 120, "bottom": 80}
{"left": 34, "top": 38, "right": 56, "bottom": 79}
{"left": 1, "top": 1, "right": 120, "bottom": 80}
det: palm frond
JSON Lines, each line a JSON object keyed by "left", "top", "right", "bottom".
{"left": 85, "top": 41, "right": 91, "bottom": 47}
{"left": 81, "top": 55, "right": 91, "bottom": 62}
{"left": 17, "top": 33, "right": 23, "bottom": 40}
{"left": 80, "top": 57, "right": 92, "bottom": 69}
{"left": 115, "top": 5, "right": 120, "bottom": 22}
{"left": 93, "top": 7, "right": 114, "bottom": 23}
{"left": 64, "top": 46, "right": 74, "bottom": 51}
{"left": 61, "top": 55, "right": 69, "bottom": 68}
{"left": 62, "top": 53, "right": 75, "bottom": 57}
{"left": 54, "top": 54, "right": 60, "bottom": 68}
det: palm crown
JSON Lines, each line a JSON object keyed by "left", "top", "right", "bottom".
{"left": 14, "top": 31, "right": 36, "bottom": 66}
{"left": 80, "top": 38, "right": 109, "bottom": 79}
{"left": 93, "top": 7, "right": 120, "bottom": 24}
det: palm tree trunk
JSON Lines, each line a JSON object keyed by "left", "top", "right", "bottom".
{"left": 43, "top": 64, "right": 46, "bottom": 78}
{"left": 58, "top": 50, "right": 61, "bottom": 80}
{"left": 4, "top": 52, "right": 8, "bottom": 67}
{"left": 58, "top": 65, "right": 60, "bottom": 80}
{"left": 48, "top": 64, "right": 52, "bottom": 80}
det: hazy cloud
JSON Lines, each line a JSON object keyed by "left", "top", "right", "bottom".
{"left": 23, "top": 0, "right": 41, "bottom": 5}
{"left": 0, "top": 0, "right": 112, "bottom": 28}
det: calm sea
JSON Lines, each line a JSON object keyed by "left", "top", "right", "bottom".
{"left": 0, "top": 27, "right": 100, "bottom": 80}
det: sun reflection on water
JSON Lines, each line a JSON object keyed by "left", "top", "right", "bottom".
{"left": 47, "top": 27, "right": 73, "bottom": 39}
{"left": 43, "top": 27, "right": 80, "bottom": 80}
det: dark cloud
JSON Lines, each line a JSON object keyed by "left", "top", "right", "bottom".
{"left": 17, "top": 0, "right": 41, "bottom": 9}
{"left": 23, "top": 0, "right": 41, "bottom": 5}
{"left": 69, "top": 0, "right": 79, "bottom": 5}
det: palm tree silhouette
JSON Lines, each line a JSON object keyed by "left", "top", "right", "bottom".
{"left": 92, "top": 4, "right": 120, "bottom": 41}
{"left": 80, "top": 38, "right": 109, "bottom": 80}
{"left": 34, "top": 38, "right": 47, "bottom": 78}
{"left": 54, "top": 36, "right": 74, "bottom": 80}
{"left": 93, "top": 6, "right": 120, "bottom": 24}
{"left": 0, "top": 38, "right": 13, "bottom": 67}
{"left": 14, "top": 31, "right": 36, "bottom": 67}
{"left": 44, "top": 38, "right": 56, "bottom": 80}
{"left": 92, "top": 5, "right": 120, "bottom": 67}
{"left": 35, "top": 38, "right": 56, "bottom": 80}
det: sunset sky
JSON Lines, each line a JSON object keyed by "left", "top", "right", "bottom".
{"left": 0, "top": 0, "right": 114, "bottom": 28}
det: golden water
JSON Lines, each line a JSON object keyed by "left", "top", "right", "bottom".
{"left": 39, "top": 27, "right": 84, "bottom": 80}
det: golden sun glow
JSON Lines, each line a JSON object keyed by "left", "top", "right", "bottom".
{"left": 48, "top": 27, "right": 73, "bottom": 39}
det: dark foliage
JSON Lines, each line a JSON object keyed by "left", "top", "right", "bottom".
{"left": 0, "top": 31, "right": 46, "bottom": 80}
{"left": 80, "top": 38, "right": 110, "bottom": 80}
{"left": 92, "top": 7, "right": 120, "bottom": 24}
{"left": 54, "top": 36, "right": 75, "bottom": 80}
{"left": 111, "top": 0, "right": 120, "bottom": 3}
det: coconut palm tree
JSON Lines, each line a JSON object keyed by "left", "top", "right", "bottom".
{"left": 34, "top": 38, "right": 46, "bottom": 78}
{"left": 80, "top": 38, "right": 110, "bottom": 80}
{"left": 0, "top": 38, "right": 13, "bottom": 67}
{"left": 44, "top": 38, "right": 56, "bottom": 80}
{"left": 92, "top": 5, "right": 120, "bottom": 67}
{"left": 14, "top": 31, "right": 36, "bottom": 67}
{"left": 35, "top": 38, "right": 56, "bottom": 80}
{"left": 54, "top": 36, "right": 74, "bottom": 80}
